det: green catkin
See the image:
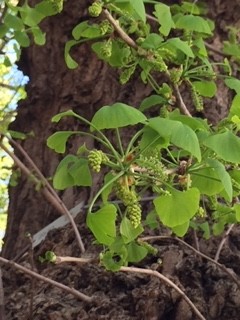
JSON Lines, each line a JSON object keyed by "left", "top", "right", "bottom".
{"left": 151, "top": 54, "right": 168, "bottom": 72}
{"left": 119, "top": 65, "right": 136, "bottom": 84}
{"left": 169, "top": 66, "right": 183, "bottom": 84}
{"left": 127, "top": 202, "right": 142, "bottom": 228}
{"left": 138, "top": 240, "right": 158, "bottom": 255}
{"left": 100, "top": 39, "right": 113, "bottom": 58}
{"left": 157, "top": 48, "right": 177, "bottom": 63}
{"left": 189, "top": 82, "right": 204, "bottom": 111}
{"left": 115, "top": 183, "right": 138, "bottom": 206}
{"left": 114, "top": 182, "right": 141, "bottom": 228}
{"left": 88, "top": 1, "right": 103, "bottom": 17}
{"left": 48, "top": 0, "right": 63, "bottom": 13}
{"left": 137, "top": 152, "right": 168, "bottom": 182}
{"left": 99, "top": 20, "right": 112, "bottom": 35}
{"left": 88, "top": 150, "right": 106, "bottom": 172}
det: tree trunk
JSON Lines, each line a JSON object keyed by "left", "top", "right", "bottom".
{"left": 2, "top": 0, "right": 151, "bottom": 259}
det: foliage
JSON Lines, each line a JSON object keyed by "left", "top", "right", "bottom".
{"left": 44, "top": 0, "right": 240, "bottom": 270}
{"left": 2, "top": 0, "right": 240, "bottom": 271}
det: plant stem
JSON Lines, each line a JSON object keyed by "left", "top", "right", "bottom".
{"left": 120, "top": 266, "right": 206, "bottom": 320}
{"left": 0, "top": 257, "right": 93, "bottom": 303}
{"left": 115, "top": 128, "right": 124, "bottom": 156}
{"left": 88, "top": 171, "right": 125, "bottom": 213}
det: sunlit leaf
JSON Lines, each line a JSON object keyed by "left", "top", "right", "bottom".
{"left": 154, "top": 188, "right": 200, "bottom": 227}
{"left": 87, "top": 204, "right": 117, "bottom": 245}
{"left": 203, "top": 130, "right": 240, "bottom": 163}
{"left": 91, "top": 103, "right": 147, "bottom": 130}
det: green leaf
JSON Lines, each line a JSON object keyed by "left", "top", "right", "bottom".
{"left": 203, "top": 130, "right": 240, "bottom": 163}
{"left": 34, "top": 1, "right": 58, "bottom": 17}
{"left": 53, "top": 155, "right": 92, "bottom": 189}
{"left": 154, "top": 188, "right": 200, "bottom": 227}
{"left": 175, "top": 15, "right": 212, "bottom": 34}
{"left": 207, "top": 159, "right": 232, "bottom": 201}
{"left": 141, "top": 33, "right": 164, "bottom": 50}
{"left": 166, "top": 38, "right": 194, "bottom": 57}
{"left": 229, "top": 95, "right": 240, "bottom": 118}
{"left": 53, "top": 155, "right": 76, "bottom": 190}
{"left": 212, "top": 220, "right": 225, "bottom": 236}
{"left": 91, "top": 103, "right": 147, "bottom": 130}
{"left": 234, "top": 204, "right": 240, "bottom": 222}
{"left": 127, "top": 242, "right": 148, "bottom": 262}
{"left": 4, "top": 13, "right": 24, "bottom": 30}
{"left": 47, "top": 131, "right": 76, "bottom": 153}
{"left": 223, "top": 42, "right": 240, "bottom": 58}
{"left": 225, "top": 78, "right": 240, "bottom": 95}
{"left": 31, "top": 26, "right": 46, "bottom": 45}
{"left": 169, "top": 112, "right": 209, "bottom": 131}
{"left": 51, "top": 110, "right": 78, "bottom": 123}
{"left": 120, "top": 217, "right": 144, "bottom": 243}
{"left": 191, "top": 167, "right": 224, "bottom": 196}
{"left": 72, "top": 21, "right": 89, "bottom": 40}
{"left": 68, "top": 158, "right": 92, "bottom": 187}
{"left": 87, "top": 204, "right": 117, "bottom": 245}
{"left": 130, "top": 0, "right": 146, "bottom": 22}
{"left": 172, "top": 221, "right": 189, "bottom": 237}
{"left": 14, "top": 31, "right": 30, "bottom": 47}
{"left": 72, "top": 22, "right": 102, "bottom": 40}
{"left": 193, "top": 38, "right": 208, "bottom": 57}
{"left": 139, "top": 127, "right": 169, "bottom": 152}
{"left": 154, "top": 3, "right": 175, "bottom": 36}
{"left": 19, "top": 4, "right": 45, "bottom": 26}
{"left": 192, "top": 81, "right": 217, "bottom": 98}
{"left": 139, "top": 94, "right": 166, "bottom": 111}
{"left": 100, "top": 248, "right": 127, "bottom": 271}
{"left": 148, "top": 118, "right": 201, "bottom": 161}
{"left": 64, "top": 40, "right": 79, "bottom": 69}
{"left": 199, "top": 222, "right": 210, "bottom": 239}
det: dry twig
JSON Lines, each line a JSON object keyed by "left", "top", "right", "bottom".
{"left": 0, "top": 257, "right": 93, "bottom": 303}
{"left": 141, "top": 235, "right": 240, "bottom": 290}
{"left": 120, "top": 266, "right": 206, "bottom": 320}
{"left": 214, "top": 223, "right": 235, "bottom": 262}
{"left": 0, "top": 139, "right": 85, "bottom": 253}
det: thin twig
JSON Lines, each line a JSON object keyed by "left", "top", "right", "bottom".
{"left": 55, "top": 256, "right": 96, "bottom": 264}
{"left": 204, "top": 42, "right": 225, "bottom": 57}
{"left": 50, "top": 255, "right": 205, "bottom": 319}
{"left": 141, "top": 235, "right": 240, "bottom": 290}
{"left": 6, "top": 136, "right": 85, "bottom": 253}
{"left": 0, "top": 83, "right": 18, "bottom": 90}
{"left": 27, "top": 235, "right": 35, "bottom": 320}
{"left": 171, "top": 82, "right": 192, "bottom": 117}
{"left": 0, "top": 257, "right": 93, "bottom": 303}
{"left": 0, "top": 140, "right": 85, "bottom": 253}
{"left": 214, "top": 223, "right": 235, "bottom": 262}
{"left": 120, "top": 266, "right": 206, "bottom": 320}
{"left": 103, "top": 9, "right": 138, "bottom": 49}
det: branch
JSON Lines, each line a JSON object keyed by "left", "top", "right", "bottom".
{"left": 0, "top": 257, "right": 93, "bottom": 303}
{"left": 0, "top": 139, "right": 85, "bottom": 253}
{"left": 0, "top": 83, "right": 18, "bottom": 91}
{"left": 120, "top": 266, "right": 206, "bottom": 320}
{"left": 170, "top": 80, "right": 192, "bottom": 117}
{"left": 103, "top": 9, "right": 138, "bottom": 49}
{"left": 214, "top": 223, "right": 235, "bottom": 262}
{"left": 49, "top": 255, "right": 205, "bottom": 319}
